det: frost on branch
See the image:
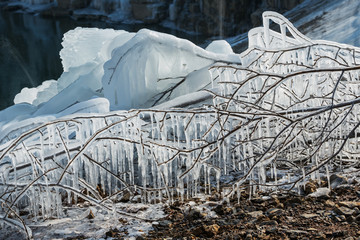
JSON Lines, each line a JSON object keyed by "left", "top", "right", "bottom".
{"left": 1, "top": 11, "right": 360, "bottom": 238}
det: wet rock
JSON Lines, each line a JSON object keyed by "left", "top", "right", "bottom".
{"left": 335, "top": 206, "right": 355, "bottom": 216}
{"left": 330, "top": 174, "right": 348, "bottom": 189}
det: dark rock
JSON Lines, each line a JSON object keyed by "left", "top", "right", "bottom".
{"left": 119, "top": 190, "right": 131, "bottom": 202}
{"left": 186, "top": 208, "right": 203, "bottom": 220}
{"left": 305, "top": 181, "right": 317, "bottom": 194}
{"left": 193, "top": 224, "right": 220, "bottom": 238}
{"left": 260, "top": 220, "right": 278, "bottom": 226}
{"left": 266, "top": 208, "right": 284, "bottom": 217}
{"left": 286, "top": 229, "right": 310, "bottom": 238}
{"left": 131, "top": 0, "right": 167, "bottom": 24}
{"left": 158, "top": 220, "right": 172, "bottom": 228}
{"left": 335, "top": 206, "right": 355, "bottom": 216}
{"left": 330, "top": 174, "right": 348, "bottom": 189}
{"left": 326, "top": 230, "right": 346, "bottom": 238}
{"left": 247, "top": 210, "right": 264, "bottom": 218}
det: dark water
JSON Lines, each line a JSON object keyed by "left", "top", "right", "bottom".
{"left": 0, "top": 9, "right": 207, "bottom": 111}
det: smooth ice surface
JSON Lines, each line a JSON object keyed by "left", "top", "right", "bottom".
{"left": 205, "top": 40, "right": 234, "bottom": 54}
{"left": 102, "top": 29, "right": 240, "bottom": 109}
{"left": 14, "top": 80, "right": 57, "bottom": 105}
{"left": 9, "top": 28, "right": 135, "bottom": 121}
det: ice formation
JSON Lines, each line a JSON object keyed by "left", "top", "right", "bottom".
{"left": 102, "top": 29, "right": 240, "bottom": 109}
{"left": 1, "top": 11, "right": 360, "bottom": 238}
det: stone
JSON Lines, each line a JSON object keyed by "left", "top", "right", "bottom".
{"left": 119, "top": 190, "right": 131, "bottom": 202}
{"left": 87, "top": 209, "right": 95, "bottom": 219}
{"left": 193, "top": 224, "right": 220, "bottom": 237}
{"left": 330, "top": 174, "right": 348, "bottom": 189}
{"left": 335, "top": 206, "right": 355, "bottom": 216}
{"left": 57, "top": 0, "right": 90, "bottom": 9}
{"left": 307, "top": 228, "right": 317, "bottom": 231}
{"left": 301, "top": 213, "right": 318, "bottom": 219}
{"left": 131, "top": 0, "right": 167, "bottom": 24}
{"left": 339, "top": 201, "right": 360, "bottom": 209}
{"left": 186, "top": 208, "right": 203, "bottom": 220}
{"left": 248, "top": 211, "right": 264, "bottom": 218}
{"left": 203, "top": 224, "right": 220, "bottom": 236}
{"left": 158, "top": 220, "right": 172, "bottom": 228}
{"left": 325, "top": 200, "right": 336, "bottom": 207}
{"left": 266, "top": 208, "right": 284, "bottom": 217}
{"left": 260, "top": 220, "right": 278, "bottom": 226}
{"left": 304, "top": 181, "right": 317, "bottom": 194}
{"left": 286, "top": 229, "right": 309, "bottom": 237}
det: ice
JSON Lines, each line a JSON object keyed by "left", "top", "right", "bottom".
{"left": 308, "top": 188, "right": 331, "bottom": 198}
{"left": 205, "top": 40, "right": 234, "bottom": 55}
{"left": 1, "top": 10, "right": 360, "bottom": 238}
{"left": 14, "top": 80, "right": 57, "bottom": 105}
{"left": 102, "top": 29, "right": 240, "bottom": 110}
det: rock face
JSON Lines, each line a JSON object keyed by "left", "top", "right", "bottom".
{"left": 11, "top": 0, "right": 304, "bottom": 36}
{"left": 130, "top": 0, "right": 168, "bottom": 24}
{"left": 169, "top": 0, "right": 304, "bottom": 37}
{"left": 57, "top": 0, "right": 91, "bottom": 10}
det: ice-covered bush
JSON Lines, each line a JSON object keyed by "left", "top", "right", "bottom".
{"left": 1, "top": 11, "right": 360, "bottom": 239}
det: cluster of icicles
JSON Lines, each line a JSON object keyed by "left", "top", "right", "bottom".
{"left": 1, "top": 11, "right": 360, "bottom": 237}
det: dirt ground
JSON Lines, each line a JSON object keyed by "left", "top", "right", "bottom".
{"left": 143, "top": 183, "right": 360, "bottom": 240}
